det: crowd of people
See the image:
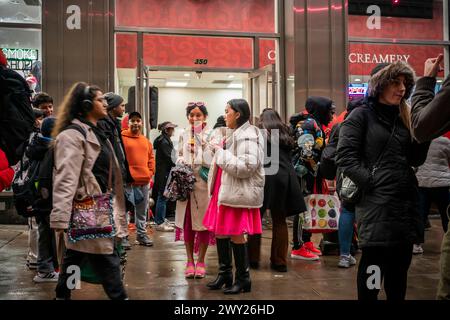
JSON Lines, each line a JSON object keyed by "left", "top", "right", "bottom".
{"left": 0, "top": 47, "right": 449, "bottom": 300}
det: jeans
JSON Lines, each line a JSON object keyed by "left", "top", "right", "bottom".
{"left": 418, "top": 187, "right": 449, "bottom": 234}
{"left": 154, "top": 191, "right": 168, "bottom": 225}
{"left": 338, "top": 207, "right": 356, "bottom": 256}
{"left": 35, "top": 215, "right": 57, "bottom": 273}
{"left": 55, "top": 248, "right": 127, "bottom": 300}
{"left": 133, "top": 184, "right": 150, "bottom": 239}
{"left": 357, "top": 245, "right": 413, "bottom": 301}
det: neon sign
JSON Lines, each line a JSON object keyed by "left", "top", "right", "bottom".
{"left": 1, "top": 48, "right": 39, "bottom": 71}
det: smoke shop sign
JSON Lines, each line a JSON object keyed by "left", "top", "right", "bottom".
{"left": 349, "top": 53, "right": 410, "bottom": 64}
{"left": 2, "top": 48, "right": 38, "bottom": 71}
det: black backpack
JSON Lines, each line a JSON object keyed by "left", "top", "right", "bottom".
{"left": 12, "top": 124, "right": 86, "bottom": 217}
{"left": 0, "top": 67, "right": 35, "bottom": 165}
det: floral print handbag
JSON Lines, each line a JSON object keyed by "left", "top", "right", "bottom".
{"left": 68, "top": 156, "right": 116, "bottom": 243}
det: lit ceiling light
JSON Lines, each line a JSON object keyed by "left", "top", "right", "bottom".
{"left": 437, "top": 80, "right": 443, "bottom": 83}
{"left": 354, "top": 78, "right": 361, "bottom": 82}
{"left": 227, "top": 83, "right": 243, "bottom": 89}
{"left": 184, "top": 73, "right": 190, "bottom": 77}
{"left": 166, "top": 81, "right": 188, "bottom": 87}
{"left": 228, "top": 74, "right": 235, "bottom": 79}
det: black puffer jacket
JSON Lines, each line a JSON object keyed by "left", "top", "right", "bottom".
{"left": 336, "top": 97, "right": 430, "bottom": 247}
{"left": 153, "top": 133, "right": 175, "bottom": 193}
{"left": 98, "top": 114, "right": 133, "bottom": 184}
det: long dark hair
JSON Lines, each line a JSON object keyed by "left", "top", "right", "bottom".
{"left": 52, "top": 82, "right": 101, "bottom": 137}
{"left": 227, "top": 99, "right": 250, "bottom": 128}
{"left": 258, "top": 108, "right": 294, "bottom": 148}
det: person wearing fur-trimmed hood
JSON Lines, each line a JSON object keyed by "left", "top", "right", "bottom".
{"left": 336, "top": 61, "right": 430, "bottom": 301}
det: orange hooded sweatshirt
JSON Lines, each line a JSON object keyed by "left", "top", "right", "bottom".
{"left": 122, "top": 129, "right": 155, "bottom": 185}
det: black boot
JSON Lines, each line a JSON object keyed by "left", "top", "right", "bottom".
{"left": 207, "top": 238, "right": 233, "bottom": 290}
{"left": 223, "top": 242, "right": 251, "bottom": 294}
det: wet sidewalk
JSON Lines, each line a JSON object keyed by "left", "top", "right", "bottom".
{"left": 0, "top": 220, "right": 444, "bottom": 300}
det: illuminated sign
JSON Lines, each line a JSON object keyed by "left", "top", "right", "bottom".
{"left": 1, "top": 48, "right": 39, "bottom": 71}
{"left": 348, "top": 86, "right": 368, "bottom": 95}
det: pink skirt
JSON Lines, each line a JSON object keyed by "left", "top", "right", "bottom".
{"left": 203, "top": 167, "right": 262, "bottom": 236}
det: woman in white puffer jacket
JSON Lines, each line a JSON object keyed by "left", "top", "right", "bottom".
{"left": 203, "top": 99, "right": 264, "bottom": 295}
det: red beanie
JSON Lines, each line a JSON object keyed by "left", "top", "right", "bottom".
{"left": 0, "top": 49, "right": 7, "bottom": 67}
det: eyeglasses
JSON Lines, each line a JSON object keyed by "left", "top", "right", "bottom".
{"left": 187, "top": 102, "right": 206, "bottom": 107}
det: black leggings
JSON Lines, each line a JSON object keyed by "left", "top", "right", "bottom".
{"left": 357, "top": 245, "right": 413, "bottom": 301}
{"left": 292, "top": 214, "right": 312, "bottom": 250}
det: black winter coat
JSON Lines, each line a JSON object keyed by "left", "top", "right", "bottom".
{"left": 336, "top": 98, "right": 430, "bottom": 248}
{"left": 262, "top": 141, "right": 306, "bottom": 217}
{"left": 153, "top": 133, "right": 175, "bottom": 193}
{"left": 98, "top": 114, "right": 133, "bottom": 184}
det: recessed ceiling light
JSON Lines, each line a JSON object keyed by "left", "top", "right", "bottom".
{"left": 437, "top": 80, "right": 443, "bottom": 83}
{"left": 166, "top": 81, "right": 188, "bottom": 87}
{"left": 184, "top": 73, "right": 190, "bottom": 77}
{"left": 228, "top": 74, "right": 235, "bottom": 79}
{"left": 354, "top": 78, "right": 361, "bottom": 82}
{"left": 227, "top": 83, "right": 243, "bottom": 89}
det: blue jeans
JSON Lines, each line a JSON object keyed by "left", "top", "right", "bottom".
{"left": 155, "top": 191, "right": 168, "bottom": 225}
{"left": 133, "top": 184, "right": 150, "bottom": 239}
{"left": 338, "top": 207, "right": 355, "bottom": 256}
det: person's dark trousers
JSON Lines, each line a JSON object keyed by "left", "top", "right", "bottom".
{"left": 154, "top": 191, "right": 168, "bottom": 225}
{"left": 418, "top": 187, "right": 449, "bottom": 233}
{"left": 292, "top": 214, "right": 312, "bottom": 249}
{"left": 35, "top": 214, "right": 58, "bottom": 273}
{"left": 55, "top": 248, "right": 127, "bottom": 300}
{"left": 271, "top": 211, "right": 288, "bottom": 267}
{"left": 357, "top": 244, "right": 413, "bottom": 301}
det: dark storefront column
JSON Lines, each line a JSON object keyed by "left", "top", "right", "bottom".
{"left": 293, "top": 0, "right": 347, "bottom": 112}
{"left": 41, "top": 0, "right": 114, "bottom": 105}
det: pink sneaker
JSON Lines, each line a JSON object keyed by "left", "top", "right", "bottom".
{"left": 185, "top": 262, "right": 195, "bottom": 279}
{"left": 304, "top": 241, "right": 322, "bottom": 256}
{"left": 195, "top": 262, "right": 206, "bottom": 279}
{"left": 290, "top": 246, "right": 319, "bottom": 261}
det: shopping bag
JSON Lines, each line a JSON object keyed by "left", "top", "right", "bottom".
{"left": 300, "top": 194, "right": 340, "bottom": 233}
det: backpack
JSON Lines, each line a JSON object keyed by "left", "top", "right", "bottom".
{"left": 0, "top": 67, "right": 35, "bottom": 165}
{"left": 12, "top": 124, "right": 86, "bottom": 217}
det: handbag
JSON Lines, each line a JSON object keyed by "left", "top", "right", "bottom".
{"left": 301, "top": 194, "right": 341, "bottom": 233}
{"left": 338, "top": 117, "right": 398, "bottom": 203}
{"left": 68, "top": 155, "right": 116, "bottom": 243}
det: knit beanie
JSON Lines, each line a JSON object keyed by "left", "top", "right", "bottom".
{"left": 104, "top": 92, "right": 124, "bottom": 111}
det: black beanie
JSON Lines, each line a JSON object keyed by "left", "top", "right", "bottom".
{"left": 41, "top": 117, "right": 56, "bottom": 138}
{"left": 104, "top": 92, "right": 124, "bottom": 110}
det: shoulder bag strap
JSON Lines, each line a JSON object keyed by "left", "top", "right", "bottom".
{"left": 371, "top": 117, "right": 399, "bottom": 175}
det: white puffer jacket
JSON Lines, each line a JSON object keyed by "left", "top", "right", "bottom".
{"left": 416, "top": 136, "right": 450, "bottom": 188}
{"left": 208, "top": 121, "right": 265, "bottom": 208}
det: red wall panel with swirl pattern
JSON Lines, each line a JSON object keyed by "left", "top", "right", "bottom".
{"left": 116, "top": 0, "right": 275, "bottom": 33}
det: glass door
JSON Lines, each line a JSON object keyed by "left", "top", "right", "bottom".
{"left": 247, "top": 64, "right": 277, "bottom": 121}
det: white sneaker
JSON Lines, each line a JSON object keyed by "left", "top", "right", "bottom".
{"left": 413, "top": 244, "right": 424, "bottom": 255}
{"left": 156, "top": 221, "right": 175, "bottom": 232}
{"left": 33, "top": 271, "right": 59, "bottom": 283}
{"left": 164, "top": 219, "right": 175, "bottom": 226}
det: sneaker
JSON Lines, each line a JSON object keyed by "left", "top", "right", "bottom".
{"left": 290, "top": 246, "right": 320, "bottom": 261}
{"left": 155, "top": 221, "right": 175, "bottom": 232}
{"left": 135, "top": 236, "right": 153, "bottom": 247}
{"left": 303, "top": 241, "right": 322, "bottom": 256}
{"left": 413, "top": 244, "right": 424, "bottom": 254}
{"left": 338, "top": 255, "right": 357, "bottom": 268}
{"left": 121, "top": 237, "right": 132, "bottom": 250}
{"left": 185, "top": 262, "right": 195, "bottom": 279}
{"left": 33, "top": 271, "right": 59, "bottom": 283}
{"left": 128, "top": 223, "right": 136, "bottom": 231}
{"left": 26, "top": 261, "right": 38, "bottom": 270}
{"left": 195, "top": 262, "right": 206, "bottom": 279}
{"left": 164, "top": 219, "right": 175, "bottom": 226}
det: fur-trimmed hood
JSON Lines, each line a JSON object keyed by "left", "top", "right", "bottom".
{"left": 368, "top": 61, "right": 416, "bottom": 100}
